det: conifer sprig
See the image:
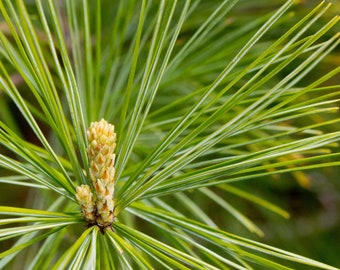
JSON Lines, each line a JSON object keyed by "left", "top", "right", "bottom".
{"left": 0, "top": 0, "right": 339, "bottom": 268}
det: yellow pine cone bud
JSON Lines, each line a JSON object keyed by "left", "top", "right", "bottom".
{"left": 75, "top": 184, "right": 96, "bottom": 223}
{"left": 86, "top": 118, "right": 116, "bottom": 227}
{"left": 87, "top": 119, "right": 116, "bottom": 189}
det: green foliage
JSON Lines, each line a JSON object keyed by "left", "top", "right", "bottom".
{"left": 0, "top": 0, "right": 339, "bottom": 268}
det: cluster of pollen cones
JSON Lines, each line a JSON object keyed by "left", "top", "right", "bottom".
{"left": 76, "top": 119, "right": 116, "bottom": 228}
